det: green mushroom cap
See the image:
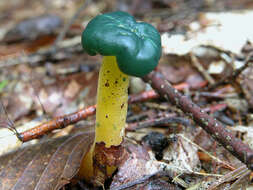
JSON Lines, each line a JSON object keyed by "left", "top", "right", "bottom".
{"left": 82, "top": 11, "right": 161, "bottom": 77}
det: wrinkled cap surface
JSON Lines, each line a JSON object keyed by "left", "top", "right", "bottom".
{"left": 82, "top": 11, "right": 161, "bottom": 77}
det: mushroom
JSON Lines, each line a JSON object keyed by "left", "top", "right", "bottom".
{"left": 79, "top": 11, "right": 161, "bottom": 181}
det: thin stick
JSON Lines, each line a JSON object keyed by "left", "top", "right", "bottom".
{"left": 19, "top": 89, "right": 158, "bottom": 142}
{"left": 190, "top": 53, "right": 215, "bottom": 85}
{"left": 126, "top": 116, "right": 192, "bottom": 131}
{"left": 142, "top": 71, "right": 253, "bottom": 171}
{"left": 208, "top": 165, "right": 249, "bottom": 190}
{"left": 19, "top": 105, "right": 96, "bottom": 142}
{"left": 0, "top": 100, "right": 21, "bottom": 140}
{"left": 207, "top": 52, "right": 253, "bottom": 90}
{"left": 52, "top": 0, "right": 92, "bottom": 51}
{"left": 17, "top": 79, "right": 208, "bottom": 143}
{"left": 29, "top": 68, "right": 48, "bottom": 119}
{"left": 111, "top": 171, "right": 173, "bottom": 190}
{"left": 178, "top": 134, "right": 234, "bottom": 170}
{"left": 18, "top": 81, "right": 194, "bottom": 142}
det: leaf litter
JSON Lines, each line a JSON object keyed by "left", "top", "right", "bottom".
{"left": 1, "top": 0, "right": 253, "bottom": 189}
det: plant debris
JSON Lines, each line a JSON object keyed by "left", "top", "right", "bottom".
{"left": 1, "top": 0, "right": 253, "bottom": 189}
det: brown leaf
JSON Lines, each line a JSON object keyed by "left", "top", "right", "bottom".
{"left": 11, "top": 137, "right": 67, "bottom": 190}
{"left": 111, "top": 143, "right": 162, "bottom": 189}
{"left": 0, "top": 132, "right": 94, "bottom": 190}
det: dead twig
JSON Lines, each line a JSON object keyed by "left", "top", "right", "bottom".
{"left": 142, "top": 71, "right": 253, "bottom": 171}
{"left": 111, "top": 171, "right": 174, "bottom": 190}
{"left": 0, "top": 100, "right": 21, "bottom": 140}
{"left": 178, "top": 134, "right": 234, "bottom": 171}
{"left": 19, "top": 105, "right": 96, "bottom": 142}
{"left": 208, "top": 165, "right": 250, "bottom": 190}
{"left": 52, "top": 0, "right": 92, "bottom": 51}
{"left": 202, "top": 103, "right": 227, "bottom": 113}
{"left": 126, "top": 116, "right": 193, "bottom": 132}
{"left": 190, "top": 53, "right": 215, "bottom": 85}
{"left": 128, "top": 89, "right": 159, "bottom": 103}
{"left": 18, "top": 81, "right": 197, "bottom": 142}
{"left": 18, "top": 89, "right": 158, "bottom": 142}
{"left": 207, "top": 52, "right": 253, "bottom": 90}
{"left": 0, "top": 36, "right": 82, "bottom": 68}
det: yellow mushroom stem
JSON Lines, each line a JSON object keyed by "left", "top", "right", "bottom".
{"left": 79, "top": 56, "right": 129, "bottom": 180}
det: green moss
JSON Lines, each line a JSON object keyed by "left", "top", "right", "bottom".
{"left": 0, "top": 80, "right": 8, "bottom": 92}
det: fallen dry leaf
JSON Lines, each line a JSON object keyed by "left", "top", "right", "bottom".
{"left": 0, "top": 132, "right": 94, "bottom": 190}
{"left": 163, "top": 133, "right": 200, "bottom": 174}
{"left": 111, "top": 142, "right": 164, "bottom": 189}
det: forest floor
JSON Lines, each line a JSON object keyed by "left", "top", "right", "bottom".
{"left": 1, "top": 0, "right": 253, "bottom": 189}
